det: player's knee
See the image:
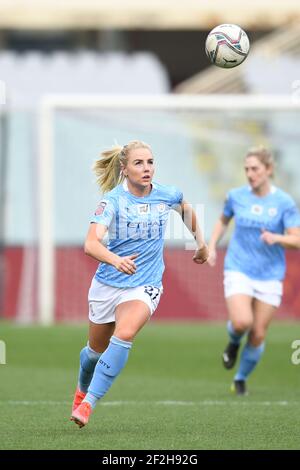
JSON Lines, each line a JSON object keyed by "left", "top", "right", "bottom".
{"left": 249, "top": 330, "right": 265, "bottom": 346}
{"left": 232, "top": 319, "right": 252, "bottom": 333}
{"left": 113, "top": 328, "right": 136, "bottom": 342}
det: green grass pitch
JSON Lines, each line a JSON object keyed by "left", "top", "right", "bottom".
{"left": 0, "top": 320, "right": 299, "bottom": 450}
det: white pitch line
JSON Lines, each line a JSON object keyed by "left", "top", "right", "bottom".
{"left": 0, "top": 400, "right": 297, "bottom": 407}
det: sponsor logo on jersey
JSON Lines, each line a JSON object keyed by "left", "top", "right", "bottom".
{"left": 251, "top": 204, "right": 263, "bottom": 216}
{"left": 95, "top": 201, "right": 107, "bottom": 216}
{"left": 137, "top": 204, "right": 150, "bottom": 214}
{"left": 268, "top": 207, "right": 278, "bottom": 217}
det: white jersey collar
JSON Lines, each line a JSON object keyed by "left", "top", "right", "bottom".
{"left": 122, "top": 179, "right": 129, "bottom": 191}
{"left": 247, "top": 185, "right": 277, "bottom": 195}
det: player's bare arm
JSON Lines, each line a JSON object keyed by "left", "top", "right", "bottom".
{"left": 176, "top": 199, "right": 209, "bottom": 264}
{"left": 208, "top": 214, "right": 232, "bottom": 266}
{"left": 261, "top": 227, "right": 300, "bottom": 248}
{"left": 84, "top": 223, "right": 138, "bottom": 275}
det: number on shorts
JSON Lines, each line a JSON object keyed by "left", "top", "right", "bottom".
{"left": 144, "top": 286, "right": 160, "bottom": 301}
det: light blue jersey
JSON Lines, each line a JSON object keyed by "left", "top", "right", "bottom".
{"left": 223, "top": 186, "right": 300, "bottom": 281}
{"left": 91, "top": 180, "right": 183, "bottom": 288}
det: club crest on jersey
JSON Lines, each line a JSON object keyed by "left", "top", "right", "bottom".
{"left": 268, "top": 207, "right": 278, "bottom": 217}
{"left": 157, "top": 203, "right": 166, "bottom": 213}
{"left": 95, "top": 201, "right": 107, "bottom": 216}
{"left": 251, "top": 204, "right": 263, "bottom": 216}
{"left": 137, "top": 204, "right": 150, "bottom": 215}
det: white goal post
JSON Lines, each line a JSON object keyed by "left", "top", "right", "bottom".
{"left": 38, "top": 93, "right": 300, "bottom": 325}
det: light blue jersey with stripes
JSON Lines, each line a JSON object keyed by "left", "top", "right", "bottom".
{"left": 223, "top": 186, "right": 300, "bottom": 281}
{"left": 91, "top": 180, "right": 183, "bottom": 288}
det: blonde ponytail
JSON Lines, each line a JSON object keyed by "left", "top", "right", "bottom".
{"left": 93, "top": 145, "right": 124, "bottom": 193}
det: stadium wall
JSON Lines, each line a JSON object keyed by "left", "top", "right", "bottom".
{"left": 3, "top": 247, "right": 300, "bottom": 322}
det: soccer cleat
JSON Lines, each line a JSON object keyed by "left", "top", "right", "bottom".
{"left": 222, "top": 342, "right": 240, "bottom": 369}
{"left": 71, "top": 387, "right": 86, "bottom": 413}
{"left": 71, "top": 402, "right": 92, "bottom": 428}
{"left": 231, "top": 380, "right": 248, "bottom": 396}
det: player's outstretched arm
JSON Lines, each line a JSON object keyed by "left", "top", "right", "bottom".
{"left": 177, "top": 200, "right": 209, "bottom": 264}
{"left": 261, "top": 227, "right": 300, "bottom": 249}
{"left": 84, "top": 223, "right": 138, "bottom": 275}
{"left": 207, "top": 214, "right": 232, "bottom": 266}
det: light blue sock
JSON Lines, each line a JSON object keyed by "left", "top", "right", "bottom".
{"left": 227, "top": 320, "right": 246, "bottom": 345}
{"left": 235, "top": 342, "right": 265, "bottom": 381}
{"left": 78, "top": 344, "right": 101, "bottom": 393}
{"left": 84, "top": 336, "right": 132, "bottom": 409}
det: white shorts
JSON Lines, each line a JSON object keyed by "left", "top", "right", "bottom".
{"left": 88, "top": 278, "right": 163, "bottom": 324}
{"left": 224, "top": 271, "right": 283, "bottom": 308}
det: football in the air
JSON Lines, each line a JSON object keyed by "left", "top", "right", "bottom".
{"left": 205, "top": 24, "right": 250, "bottom": 68}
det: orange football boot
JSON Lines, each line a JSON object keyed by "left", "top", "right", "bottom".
{"left": 71, "top": 387, "right": 86, "bottom": 414}
{"left": 71, "top": 402, "right": 92, "bottom": 428}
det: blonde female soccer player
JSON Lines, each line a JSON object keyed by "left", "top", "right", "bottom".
{"left": 208, "top": 147, "right": 300, "bottom": 395}
{"left": 71, "top": 140, "right": 209, "bottom": 427}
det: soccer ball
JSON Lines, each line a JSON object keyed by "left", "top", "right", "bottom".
{"left": 205, "top": 24, "right": 250, "bottom": 68}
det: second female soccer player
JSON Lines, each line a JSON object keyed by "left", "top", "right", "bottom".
{"left": 208, "top": 147, "right": 300, "bottom": 395}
